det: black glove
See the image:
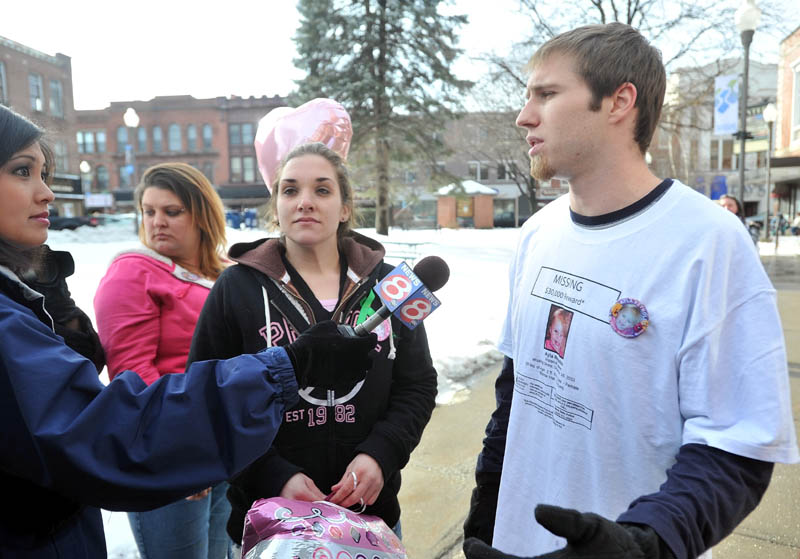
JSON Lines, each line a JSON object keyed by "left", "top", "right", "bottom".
{"left": 463, "top": 472, "right": 501, "bottom": 545}
{"left": 463, "top": 505, "right": 674, "bottom": 559}
{"left": 284, "top": 320, "right": 377, "bottom": 388}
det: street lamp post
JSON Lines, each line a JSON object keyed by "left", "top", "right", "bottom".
{"left": 123, "top": 107, "right": 140, "bottom": 235}
{"left": 79, "top": 160, "right": 91, "bottom": 217}
{"left": 762, "top": 102, "right": 776, "bottom": 242}
{"left": 735, "top": 0, "right": 761, "bottom": 206}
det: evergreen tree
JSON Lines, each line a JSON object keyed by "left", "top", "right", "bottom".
{"left": 293, "top": 0, "right": 472, "bottom": 235}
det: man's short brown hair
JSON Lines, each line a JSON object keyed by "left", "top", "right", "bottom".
{"left": 527, "top": 23, "right": 666, "bottom": 154}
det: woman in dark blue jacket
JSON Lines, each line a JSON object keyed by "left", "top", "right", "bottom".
{"left": 0, "top": 104, "right": 375, "bottom": 558}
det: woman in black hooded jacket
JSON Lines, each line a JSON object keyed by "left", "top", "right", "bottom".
{"left": 187, "top": 142, "right": 438, "bottom": 549}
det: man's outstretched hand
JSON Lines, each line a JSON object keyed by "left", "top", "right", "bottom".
{"left": 284, "top": 320, "right": 377, "bottom": 388}
{"left": 463, "top": 504, "right": 674, "bottom": 559}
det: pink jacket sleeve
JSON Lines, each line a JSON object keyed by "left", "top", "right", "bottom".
{"left": 94, "top": 256, "right": 163, "bottom": 384}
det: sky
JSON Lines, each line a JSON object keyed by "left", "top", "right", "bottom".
{"left": 0, "top": 0, "right": 531, "bottom": 110}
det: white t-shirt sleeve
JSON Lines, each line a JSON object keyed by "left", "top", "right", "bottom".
{"left": 678, "top": 288, "right": 799, "bottom": 463}
{"left": 675, "top": 220, "right": 799, "bottom": 464}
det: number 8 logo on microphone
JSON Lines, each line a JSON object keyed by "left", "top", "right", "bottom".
{"left": 400, "top": 297, "right": 432, "bottom": 322}
{"left": 380, "top": 274, "right": 413, "bottom": 301}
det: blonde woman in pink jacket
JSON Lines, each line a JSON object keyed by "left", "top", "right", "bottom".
{"left": 94, "top": 162, "right": 231, "bottom": 559}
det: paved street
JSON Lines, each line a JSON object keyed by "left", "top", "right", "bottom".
{"left": 398, "top": 248, "right": 800, "bottom": 559}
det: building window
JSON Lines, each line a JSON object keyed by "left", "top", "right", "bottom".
{"left": 202, "top": 124, "right": 213, "bottom": 149}
{"left": 54, "top": 141, "right": 68, "bottom": 173}
{"left": 78, "top": 131, "right": 103, "bottom": 154}
{"left": 468, "top": 161, "right": 489, "bottom": 181}
{"left": 690, "top": 139, "right": 698, "bottom": 172}
{"left": 404, "top": 170, "right": 417, "bottom": 184}
{"left": 242, "top": 123, "right": 255, "bottom": 145}
{"left": 137, "top": 127, "right": 147, "bottom": 152}
{"left": 29, "top": 73, "right": 44, "bottom": 112}
{"left": 721, "top": 139, "right": 733, "bottom": 170}
{"left": 153, "top": 126, "right": 163, "bottom": 153}
{"left": 116, "top": 126, "right": 128, "bottom": 153}
{"left": 0, "top": 62, "right": 7, "bottom": 104}
{"left": 96, "top": 165, "right": 109, "bottom": 190}
{"left": 497, "top": 163, "right": 507, "bottom": 180}
{"left": 793, "top": 65, "right": 800, "bottom": 142}
{"left": 119, "top": 166, "right": 132, "bottom": 188}
{"left": 187, "top": 125, "right": 197, "bottom": 151}
{"left": 229, "top": 123, "right": 242, "bottom": 145}
{"left": 230, "top": 156, "right": 242, "bottom": 182}
{"left": 84, "top": 132, "right": 95, "bottom": 154}
{"left": 202, "top": 161, "right": 214, "bottom": 182}
{"left": 243, "top": 156, "right": 255, "bottom": 182}
{"left": 710, "top": 139, "right": 719, "bottom": 170}
{"left": 168, "top": 123, "right": 181, "bottom": 151}
{"left": 49, "top": 80, "right": 64, "bottom": 117}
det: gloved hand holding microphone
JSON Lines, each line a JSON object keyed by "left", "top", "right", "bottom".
{"left": 282, "top": 320, "right": 377, "bottom": 388}
{"left": 284, "top": 256, "right": 449, "bottom": 389}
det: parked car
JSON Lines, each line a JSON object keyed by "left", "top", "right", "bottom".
{"left": 91, "top": 213, "right": 137, "bottom": 227}
{"left": 48, "top": 214, "right": 100, "bottom": 230}
{"left": 493, "top": 211, "right": 530, "bottom": 228}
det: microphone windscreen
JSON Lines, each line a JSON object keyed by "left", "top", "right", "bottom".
{"left": 412, "top": 256, "right": 450, "bottom": 292}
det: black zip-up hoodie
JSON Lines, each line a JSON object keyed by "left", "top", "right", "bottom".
{"left": 187, "top": 231, "right": 438, "bottom": 543}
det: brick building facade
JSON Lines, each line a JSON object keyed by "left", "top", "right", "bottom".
{"left": 75, "top": 94, "right": 286, "bottom": 210}
{"left": 772, "top": 25, "right": 800, "bottom": 219}
{"left": 1, "top": 35, "right": 84, "bottom": 216}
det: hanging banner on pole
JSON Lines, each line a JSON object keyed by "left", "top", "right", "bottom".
{"left": 714, "top": 74, "right": 739, "bottom": 136}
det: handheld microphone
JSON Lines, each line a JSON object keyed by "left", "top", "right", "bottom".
{"left": 339, "top": 256, "right": 450, "bottom": 337}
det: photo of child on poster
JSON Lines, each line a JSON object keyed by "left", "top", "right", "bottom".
{"left": 544, "top": 305, "right": 573, "bottom": 359}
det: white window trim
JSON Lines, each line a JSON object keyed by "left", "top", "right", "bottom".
{"left": 467, "top": 160, "right": 491, "bottom": 181}
{"left": 49, "top": 79, "right": 63, "bottom": 117}
{"left": 0, "top": 62, "right": 7, "bottom": 104}
{"left": 29, "top": 73, "right": 44, "bottom": 112}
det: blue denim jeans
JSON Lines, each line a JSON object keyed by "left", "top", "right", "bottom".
{"left": 129, "top": 481, "right": 230, "bottom": 559}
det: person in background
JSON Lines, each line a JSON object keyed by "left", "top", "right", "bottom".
{"left": 93, "top": 163, "right": 231, "bottom": 559}
{"left": 21, "top": 244, "right": 105, "bottom": 372}
{"left": 187, "top": 99, "right": 437, "bottom": 558}
{"left": 717, "top": 193, "right": 744, "bottom": 221}
{"left": 462, "top": 23, "right": 798, "bottom": 559}
{"left": 791, "top": 211, "right": 800, "bottom": 235}
{"left": 0, "top": 104, "right": 376, "bottom": 558}
{"left": 717, "top": 193, "right": 759, "bottom": 245}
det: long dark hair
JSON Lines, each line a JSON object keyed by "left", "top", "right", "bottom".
{"left": 0, "top": 105, "right": 50, "bottom": 273}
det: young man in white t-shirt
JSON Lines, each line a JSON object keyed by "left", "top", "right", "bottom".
{"left": 463, "top": 23, "right": 799, "bottom": 559}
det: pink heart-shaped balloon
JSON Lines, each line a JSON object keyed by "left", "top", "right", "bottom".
{"left": 254, "top": 98, "right": 352, "bottom": 192}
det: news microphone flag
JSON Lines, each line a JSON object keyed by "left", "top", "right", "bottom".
{"left": 374, "top": 261, "right": 441, "bottom": 330}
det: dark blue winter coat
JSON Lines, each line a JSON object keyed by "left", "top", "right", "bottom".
{"left": 0, "top": 265, "right": 299, "bottom": 558}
